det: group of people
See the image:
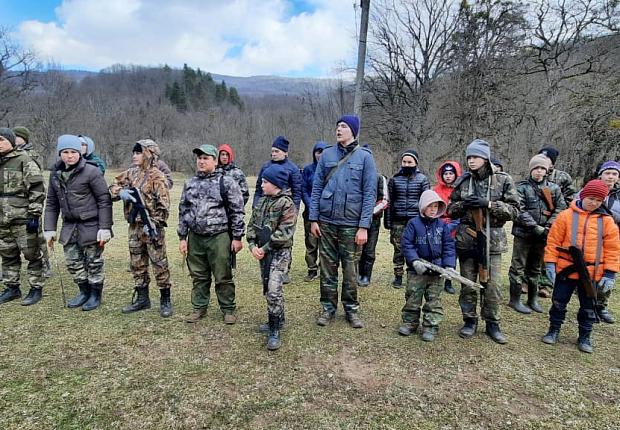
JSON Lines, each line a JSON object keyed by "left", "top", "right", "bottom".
{"left": 0, "top": 115, "right": 618, "bottom": 353}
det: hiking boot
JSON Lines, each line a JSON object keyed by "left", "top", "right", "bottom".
{"left": 597, "top": 307, "right": 615, "bottom": 324}
{"left": 542, "top": 326, "right": 560, "bottom": 345}
{"left": 68, "top": 282, "right": 90, "bottom": 308}
{"left": 121, "top": 287, "right": 150, "bottom": 314}
{"left": 459, "top": 318, "right": 478, "bottom": 338}
{"left": 508, "top": 282, "right": 531, "bottom": 314}
{"left": 266, "top": 313, "right": 282, "bottom": 351}
{"left": 282, "top": 273, "right": 290, "bottom": 284}
{"left": 358, "top": 275, "right": 370, "bottom": 287}
{"left": 346, "top": 312, "right": 364, "bottom": 329}
{"left": 444, "top": 279, "right": 455, "bottom": 294}
{"left": 391, "top": 275, "right": 403, "bottom": 289}
{"left": 21, "top": 287, "right": 43, "bottom": 306}
{"left": 223, "top": 313, "right": 237, "bottom": 325}
{"left": 185, "top": 308, "right": 207, "bottom": 323}
{"left": 159, "top": 288, "right": 173, "bottom": 318}
{"left": 304, "top": 270, "right": 319, "bottom": 282}
{"left": 398, "top": 322, "right": 419, "bottom": 336}
{"left": 82, "top": 283, "right": 102, "bottom": 311}
{"left": 0, "top": 286, "right": 22, "bottom": 304}
{"left": 42, "top": 259, "right": 53, "bottom": 278}
{"left": 421, "top": 326, "right": 437, "bottom": 342}
{"left": 316, "top": 310, "right": 335, "bottom": 326}
{"left": 485, "top": 322, "right": 507, "bottom": 344}
{"left": 538, "top": 287, "right": 551, "bottom": 298}
{"left": 577, "top": 328, "right": 593, "bottom": 353}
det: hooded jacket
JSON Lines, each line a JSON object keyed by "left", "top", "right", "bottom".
{"left": 385, "top": 166, "right": 430, "bottom": 228}
{"left": 302, "top": 141, "right": 328, "bottom": 212}
{"left": 545, "top": 200, "right": 620, "bottom": 282}
{"left": 433, "top": 161, "right": 462, "bottom": 204}
{"left": 254, "top": 157, "right": 302, "bottom": 210}
{"left": 217, "top": 144, "right": 249, "bottom": 205}
{"left": 401, "top": 190, "right": 456, "bottom": 269}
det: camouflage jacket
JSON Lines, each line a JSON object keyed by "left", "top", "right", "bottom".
{"left": 217, "top": 163, "right": 249, "bottom": 205}
{"left": 0, "top": 148, "right": 46, "bottom": 226}
{"left": 548, "top": 168, "right": 576, "bottom": 206}
{"left": 247, "top": 189, "right": 297, "bottom": 251}
{"left": 178, "top": 171, "right": 245, "bottom": 240}
{"left": 447, "top": 164, "right": 519, "bottom": 254}
{"left": 18, "top": 142, "right": 44, "bottom": 170}
{"left": 512, "top": 177, "right": 566, "bottom": 239}
{"left": 109, "top": 166, "right": 170, "bottom": 226}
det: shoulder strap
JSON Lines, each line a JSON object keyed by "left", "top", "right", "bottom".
{"left": 324, "top": 145, "right": 360, "bottom": 184}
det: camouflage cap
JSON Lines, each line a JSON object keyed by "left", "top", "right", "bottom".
{"left": 135, "top": 138, "right": 161, "bottom": 156}
{"left": 193, "top": 144, "right": 218, "bottom": 158}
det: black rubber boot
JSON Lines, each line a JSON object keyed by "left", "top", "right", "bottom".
{"left": 597, "top": 306, "right": 615, "bottom": 324}
{"left": 260, "top": 310, "right": 285, "bottom": 333}
{"left": 267, "top": 313, "right": 282, "bottom": 350}
{"left": 485, "top": 322, "right": 507, "bottom": 344}
{"left": 526, "top": 283, "right": 544, "bottom": 313}
{"left": 444, "top": 279, "right": 455, "bottom": 294}
{"left": 121, "top": 287, "right": 151, "bottom": 314}
{"left": 508, "top": 282, "right": 532, "bottom": 314}
{"left": 542, "top": 326, "right": 560, "bottom": 345}
{"left": 577, "top": 327, "right": 593, "bottom": 353}
{"left": 82, "top": 283, "right": 102, "bottom": 311}
{"left": 159, "top": 288, "right": 173, "bottom": 318}
{"left": 21, "top": 287, "right": 43, "bottom": 306}
{"left": 0, "top": 286, "right": 22, "bottom": 304}
{"left": 68, "top": 282, "right": 91, "bottom": 308}
{"left": 391, "top": 274, "right": 403, "bottom": 289}
{"left": 458, "top": 318, "right": 478, "bottom": 338}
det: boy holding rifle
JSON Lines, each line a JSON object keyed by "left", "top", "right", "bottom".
{"left": 542, "top": 179, "right": 619, "bottom": 353}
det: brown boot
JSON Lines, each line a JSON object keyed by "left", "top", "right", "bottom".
{"left": 185, "top": 308, "right": 207, "bottom": 323}
{"left": 223, "top": 313, "right": 237, "bottom": 325}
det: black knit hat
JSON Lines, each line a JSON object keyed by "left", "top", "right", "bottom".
{"left": 539, "top": 147, "right": 559, "bottom": 165}
{"left": 0, "top": 128, "right": 16, "bottom": 147}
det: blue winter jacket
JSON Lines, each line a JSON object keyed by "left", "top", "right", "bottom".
{"left": 253, "top": 158, "right": 303, "bottom": 209}
{"left": 302, "top": 141, "right": 328, "bottom": 213}
{"left": 309, "top": 142, "right": 377, "bottom": 229}
{"left": 401, "top": 215, "right": 456, "bottom": 269}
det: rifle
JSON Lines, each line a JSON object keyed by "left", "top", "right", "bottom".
{"left": 417, "top": 259, "right": 483, "bottom": 289}
{"left": 540, "top": 187, "right": 555, "bottom": 217}
{"left": 472, "top": 208, "right": 489, "bottom": 306}
{"left": 257, "top": 225, "right": 273, "bottom": 295}
{"left": 127, "top": 187, "right": 159, "bottom": 241}
{"left": 556, "top": 245, "right": 599, "bottom": 322}
{"left": 49, "top": 244, "right": 67, "bottom": 307}
{"left": 219, "top": 176, "right": 236, "bottom": 270}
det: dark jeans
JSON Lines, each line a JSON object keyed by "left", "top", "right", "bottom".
{"left": 549, "top": 278, "right": 597, "bottom": 332}
{"left": 358, "top": 217, "right": 381, "bottom": 278}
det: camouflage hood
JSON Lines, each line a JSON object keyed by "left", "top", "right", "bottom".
{"left": 135, "top": 139, "right": 161, "bottom": 170}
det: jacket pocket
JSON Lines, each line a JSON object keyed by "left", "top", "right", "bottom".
{"left": 344, "top": 194, "right": 362, "bottom": 220}
{"left": 347, "top": 162, "right": 363, "bottom": 181}
{"left": 319, "top": 189, "right": 334, "bottom": 218}
{"left": 2, "top": 170, "right": 24, "bottom": 194}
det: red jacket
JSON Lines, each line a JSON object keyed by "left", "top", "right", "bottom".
{"left": 433, "top": 160, "right": 462, "bottom": 223}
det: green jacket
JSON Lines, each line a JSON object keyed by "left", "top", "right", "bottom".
{"left": 247, "top": 189, "right": 297, "bottom": 252}
{"left": 0, "top": 148, "right": 45, "bottom": 226}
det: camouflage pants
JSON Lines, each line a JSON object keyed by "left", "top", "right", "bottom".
{"left": 359, "top": 217, "right": 381, "bottom": 278}
{"left": 402, "top": 271, "right": 444, "bottom": 327}
{"left": 63, "top": 240, "right": 105, "bottom": 286}
{"left": 0, "top": 223, "right": 43, "bottom": 289}
{"left": 458, "top": 253, "right": 503, "bottom": 323}
{"left": 319, "top": 222, "right": 361, "bottom": 314}
{"left": 508, "top": 236, "right": 544, "bottom": 287}
{"left": 128, "top": 223, "right": 171, "bottom": 290}
{"left": 262, "top": 248, "right": 291, "bottom": 317}
{"left": 303, "top": 217, "right": 319, "bottom": 272}
{"left": 390, "top": 220, "right": 408, "bottom": 277}
{"left": 186, "top": 231, "right": 235, "bottom": 313}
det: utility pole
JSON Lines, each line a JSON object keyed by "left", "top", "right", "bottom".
{"left": 353, "top": 0, "right": 370, "bottom": 118}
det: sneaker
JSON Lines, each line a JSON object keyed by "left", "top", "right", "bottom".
{"left": 304, "top": 270, "right": 319, "bottom": 282}
{"left": 346, "top": 313, "right": 364, "bottom": 329}
{"left": 223, "top": 313, "right": 237, "bottom": 325}
{"left": 316, "top": 310, "right": 335, "bottom": 326}
{"left": 391, "top": 275, "right": 403, "bottom": 289}
{"left": 538, "top": 287, "right": 551, "bottom": 298}
{"left": 185, "top": 308, "right": 207, "bottom": 323}
{"left": 358, "top": 276, "right": 370, "bottom": 287}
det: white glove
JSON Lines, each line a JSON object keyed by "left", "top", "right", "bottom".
{"left": 97, "top": 229, "right": 112, "bottom": 243}
{"left": 44, "top": 231, "right": 56, "bottom": 243}
{"left": 412, "top": 260, "right": 428, "bottom": 275}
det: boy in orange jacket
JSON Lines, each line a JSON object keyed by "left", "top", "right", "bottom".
{"left": 542, "top": 179, "right": 620, "bottom": 353}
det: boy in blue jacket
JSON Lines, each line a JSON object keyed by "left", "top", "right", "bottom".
{"left": 399, "top": 190, "right": 456, "bottom": 341}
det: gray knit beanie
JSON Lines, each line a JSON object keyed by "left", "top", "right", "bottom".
{"left": 466, "top": 139, "right": 491, "bottom": 160}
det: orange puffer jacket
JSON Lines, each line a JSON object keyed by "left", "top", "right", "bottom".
{"left": 545, "top": 201, "right": 620, "bottom": 282}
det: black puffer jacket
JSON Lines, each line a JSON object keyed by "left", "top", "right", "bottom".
{"left": 44, "top": 157, "right": 113, "bottom": 246}
{"left": 384, "top": 168, "right": 430, "bottom": 228}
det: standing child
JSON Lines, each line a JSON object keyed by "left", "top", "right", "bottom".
{"left": 399, "top": 190, "right": 456, "bottom": 341}
{"left": 247, "top": 164, "right": 297, "bottom": 350}
{"left": 542, "top": 179, "right": 619, "bottom": 353}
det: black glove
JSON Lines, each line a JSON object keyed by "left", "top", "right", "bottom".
{"left": 533, "top": 225, "right": 548, "bottom": 237}
{"left": 26, "top": 217, "right": 39, "bottom": 234}
{"left": 463, "top": 195, "right": 489, "bottom": 209}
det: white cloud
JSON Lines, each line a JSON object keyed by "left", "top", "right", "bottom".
{"left": 17, "top": 0, "right": 359, "bottom": 77}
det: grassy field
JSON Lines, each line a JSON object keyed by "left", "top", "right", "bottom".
{"left": 0, "top": 170, "right": 618, "bottom": 429}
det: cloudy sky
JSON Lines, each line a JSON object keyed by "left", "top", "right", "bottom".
{"left": 4, "top": 0, "right": 361, "bottom": 77}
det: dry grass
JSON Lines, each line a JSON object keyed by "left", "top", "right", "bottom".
{"left": 0, "top": 170, "right": 618, "bottom": 429}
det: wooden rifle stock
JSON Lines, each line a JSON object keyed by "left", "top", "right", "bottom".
{"left": 472, "top": 208, "right": 489, "bottom": 284}
{"left": 540, "top": 187, "right": 555, "bottom": 217}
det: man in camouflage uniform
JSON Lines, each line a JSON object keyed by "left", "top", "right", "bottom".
{"left": 0, "top": 128, "right": 46, "bottom": 306}
{"left": 537, "top": 146, "right": 576, "bottom": 297}
{"left": 110, "top": 139, "right": 173, "bottom": 317}
{"left": 179, "top": 144, "right": 245, "bottom": 325}
{"left": 247, "top": 164, "right": 297, "bottom": 350}
{"left": 447, "top": 139, "right": 519, "bottom": 344}
{"left": 217, "top": 144, "right": 249, "bottom": 205}
{"left": 508, "top": 154, "right": 566, "bottom": 314}
{"left": 13, "top": 126, "right": 52, "bottom": 279}
{"left": 309, "top": 115, "right": 377, "bottom": 329}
